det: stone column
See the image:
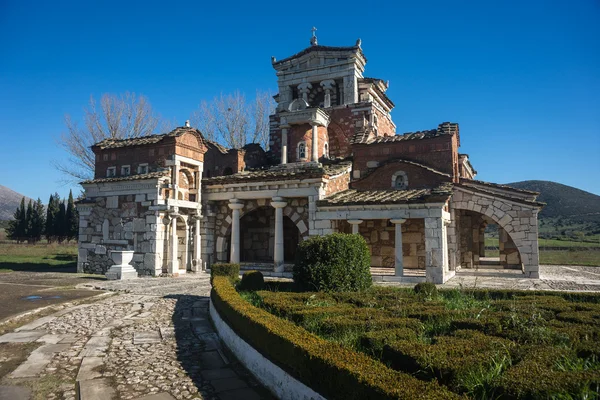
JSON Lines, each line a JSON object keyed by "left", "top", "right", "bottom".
{"left": 390, "top": 219, "right": 406, "bottom": 277}
{"left": 228, "top": 199, "right": 244, "bottom": 264}
{"left": 192, "top": 212, "right": 202, "bottom": 272}
{"left": 298, "top": 82, "right": 312, "bottom": 103}
{"left": 182, "top": 218, "right": 189, "bottom": 273}
{"left": 168, "top": 209, "right": 179, "bottom": 274}
{"left": 311, "top": 123, "right": 319, "bottom": 162}
{"left": 320, "top": 79, "right": 336, "bottom": 108}
{"left": 281, "top": 126, "right": 289, "bottom": 165}
{"left": 348, "top": 219, "right": 363, "bottom": 234}
{"left": 424, "top": 217, "right": 449, "bottom": 284}
{"left": 271, "top": 197, "right": 287, "bottom": 272}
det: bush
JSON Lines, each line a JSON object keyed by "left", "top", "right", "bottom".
{"left": 414, "top": 282, "right": 438, "bottom": 300}
{"left": 293, "top": 233, "right": 372, "bottom": 292}
{"left": 211, "top": 276, "right": 461, "bottom": 400}
{"left": 210, "top": 263, "right": 239, "bottom": 284}
{"left": 239, "top": 270, "right": 265, "bottom": 291}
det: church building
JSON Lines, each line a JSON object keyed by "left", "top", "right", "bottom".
{"left": 77, "top": 35, "right": 543, "bottom": 283}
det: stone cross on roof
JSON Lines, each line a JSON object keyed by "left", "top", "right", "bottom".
{"left": 310, "top": 26, "right": 318, "bottom": 46}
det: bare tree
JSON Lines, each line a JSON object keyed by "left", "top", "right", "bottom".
{"left": 56, "top": 92, "right": 165, "bottom": 181}
{"left": 191, "top": 90, "right": 275, "bottom": 149}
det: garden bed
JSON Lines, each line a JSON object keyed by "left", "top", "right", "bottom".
{"left": 244, "top": 284, "right": 600, "bottom": 399}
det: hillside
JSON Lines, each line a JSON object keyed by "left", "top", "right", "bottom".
{"left": 0, "top": 185, "right": 32, "bottom": 221}
{"left": 507, "top": 180, "right": 600, "bottom": 240}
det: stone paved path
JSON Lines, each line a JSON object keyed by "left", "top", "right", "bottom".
{"left": 0, "top": 272, "right": 272, "bottom": 400}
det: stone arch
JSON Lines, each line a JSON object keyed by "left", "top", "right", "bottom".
{"left": 214, "top": 198, "right": 310, "bottom": 262}
{"left": 451, "top": 187, "right": 540, "bottom": 278}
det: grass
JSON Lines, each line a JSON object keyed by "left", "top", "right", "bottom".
{"left": 0, "top": 243, "right": 78, "bottom": 271}
{"left": 485, "top": 237, "right": 600, "bottom": 248}
{"left": 0, "top": 342, "right": 41, "bottom": 379}
{"left": 252, "top": 286, "right": 600, "bottom": 399}
{"left": 540, "top": 250, "right": 600, "bottom": 267}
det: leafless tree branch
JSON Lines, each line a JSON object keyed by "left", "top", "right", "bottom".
{"left": 56, "top": 92, "right": 164, "bottom": 182}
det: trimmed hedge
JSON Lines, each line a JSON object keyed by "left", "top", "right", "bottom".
{"left": 210, "top": 263, "right": 240, "bottom": 284}
{"left": 382, "top": 330, "right": 516, "bottom": 390}
{"left": 293, "top": 233, "right": 372, "bottom": 292}
{"left": 239, "top": 270, "right": 265, "bottom": 291}
{"left": 211, "top": 276, "right": 462, "bottom": 400}
{"left": 414, "top": 282, "right": 438, "bottom": 299}
{"left": 497, "top": 346, "right": 600, "bottom": 399}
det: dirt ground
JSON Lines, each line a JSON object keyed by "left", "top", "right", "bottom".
{"left": 0, "top": 267, "right": 103, "bottom": 322}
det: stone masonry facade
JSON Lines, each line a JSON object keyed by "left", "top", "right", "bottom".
{"left": 77, "top": 35, "right": 543, "bottom": 283}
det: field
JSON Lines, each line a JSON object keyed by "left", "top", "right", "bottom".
{"left": 0, "top": 242, "right": 78, "bottom": 272}
{"left": 482, "top": 237, "right": 600, "bottom": 267}
{"left": 248, "top": 285, "right": 600, "bottom": 399}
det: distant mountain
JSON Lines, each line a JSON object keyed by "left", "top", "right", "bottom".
{"left": 507, "top": 180, "right": 600, "bottom": 221}
{"left": 0, "top": 185, "right": 33, "bottom": 221}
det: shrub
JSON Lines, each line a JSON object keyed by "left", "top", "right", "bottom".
{"left": 211, "top": 276, "right": 461, "bottom": 400}
{"left": 210, "top": 263, "right": 240, "bottom": 284}
{"left": 293, "top": 233, "right": 372, "bottom": 292}
{"left": 239, "top": 270, "right": 265, "bottom": 291}
{"left": 414, "top": 282, "right": 438, "bottom": 300}
{"left": 497, "top": 346, "right": 600, "bottom": 399}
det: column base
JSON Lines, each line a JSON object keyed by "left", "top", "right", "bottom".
{"left": 274, "top": 262, "right": 285, "bottom": 273}
{"left": 105, "top": 264, "right": 138, "bottom": 280}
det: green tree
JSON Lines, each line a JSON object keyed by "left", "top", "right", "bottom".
{"left": 29, "top": 198, "right": 46, "bottom": 243}
{"left": 45, "top": 193, "right": 60, "bottom": 243}
{"left": 6, "top": 197, "right": 26, "bottom": 242}
{"left": 65, "top": 190, "right": 78, "bottom": 242}
{"left": 25, "top": 200, "right": 33, "bottom": 241}
{"left": 56, "top": 201, "right": 67, "bottom": 243}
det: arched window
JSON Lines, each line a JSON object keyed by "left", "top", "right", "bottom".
{"left": 323, "top": 142, "right": 329, "bottom": 159}
{"left": 392, "top": 171, "right": 408, "bottom": 190}
{"left": 297, "top": 141, "right": 306, "bottom": 160}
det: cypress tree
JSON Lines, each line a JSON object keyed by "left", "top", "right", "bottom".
{"left": 25, "top": 200, "right": 33, "bottom": 242}
{"left": 17, "top": 197, "right": 27, "bottom": 242}
{"left": 45, "top": 193, "right": 60, "bottom": 243}
{"left": 66, "top": 190, "right": 78, "bottom": 242}
{"left": 6, "top": 198, "right": 24, "bottom": 242}
{"left": 57, "top": 201, "right": 67, "bottom": 243}
{"left": 30, "top": 198, "right": 46, "bottom": 243}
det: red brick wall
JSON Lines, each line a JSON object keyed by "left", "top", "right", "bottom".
{"left": 325, "top": 171, "right": 350, "bottom": 195}
{"left": 287, "top": 124, "right": 330, "bottom": 162}
{"left": 352, "top": 135, "right": 457, "bottom": 177}
{"left": 203, "top": 147, "right": 239, "bottom": 178}
{"left": 94, "top": 142, "right": 174, "bottom": 179}
{"left": 373, "top": 108, "right": 395, "bottom": 136}
{"left": 175, "top": 132, "right": 205, "bottom": 162}
{"left": 351, "top": 162, "right": 451, "bottom": 191}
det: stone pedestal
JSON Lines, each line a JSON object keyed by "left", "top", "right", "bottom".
{"left": 105, "top": 251, "right": 138, "bottom": 280}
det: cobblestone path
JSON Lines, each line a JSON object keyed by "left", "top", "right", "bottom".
{"left": 0, "top": 273, "right": 272, "bottom": 400}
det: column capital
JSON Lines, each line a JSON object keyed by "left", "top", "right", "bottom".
{"left": 347, "top": 219, "right": 363, "bottom": 225}
{"left": 228, "top": 199, "right": 244, "bottom": 210}
{"left": 271, "top": 197, "right": 287, "bottom": 208}
{"left": 390, "top": 218, "right": 407, "bottom": 225}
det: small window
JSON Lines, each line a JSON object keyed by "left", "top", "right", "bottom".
{"left": 137, "top": 163, "right": 148, "bottom": 174}
{"left": 106, "top": 167, "right": 116, "bottom": 177}
{"left": 392, "top": 171, "right": 408, "bottom": 190}
{"left": 121, "top": 165, "right": 130, "bottom": 176}
{"left": 374, "top": 115, "right": 378, "bottom": 126}
{"left": 323, "top": 143, "right": 329, "bottom": 159}
{"left": 102, "top": 153, "right": 109, "bottom": 161}
{"left": 149, "top": 148, "right": 155, "bottom": 156}
{"left": 298, "top": 141, "right": 307, "bottom": 160}
{"left": 111, "top": 152, "right": 116, "bottom": 161}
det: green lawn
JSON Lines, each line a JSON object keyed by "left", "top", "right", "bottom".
{"left": 485, "top": 237, "right": 600, "bottom": 248}
{"left": 251, "top": 286, "right": 600, "bottom": 399}
{"left": 0, "top": 243, "right": 78, "bottom": 272}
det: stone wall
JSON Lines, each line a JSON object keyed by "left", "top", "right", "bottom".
{"left": 324, "top": 171, "right": 350, "bottom": 196}
{"left": 336, "top": 219, "right": 425, "bottom": 269}
{"left": 77, "top": 193, "right": 166, "bottom": 276}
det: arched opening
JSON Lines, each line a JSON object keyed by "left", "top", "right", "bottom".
{"left": 223, "top": 167, "right": 233, "bottom": 176}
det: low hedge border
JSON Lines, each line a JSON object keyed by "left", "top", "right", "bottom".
{"left": 211, "top": 276, "right": 463, "bottom": 400}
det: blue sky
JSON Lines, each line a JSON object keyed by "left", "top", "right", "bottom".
{"left": 0, "top": 0, "right": 598, "bottom": 202}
